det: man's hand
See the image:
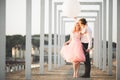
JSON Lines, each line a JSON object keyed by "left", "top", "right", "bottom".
{"left": 86, "top": 49, "right": 90, "bottom": 53}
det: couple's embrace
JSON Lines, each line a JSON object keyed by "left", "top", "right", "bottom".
{"left": 61, "top": 18, "right": 92, "bottom": 78}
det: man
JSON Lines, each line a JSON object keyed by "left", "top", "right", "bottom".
{"left": 78, "top": 18, "right": 92, "bottom": 78}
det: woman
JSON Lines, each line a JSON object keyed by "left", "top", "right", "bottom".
{"left": 60, "top": 22, "right": 85, "bottom": 78}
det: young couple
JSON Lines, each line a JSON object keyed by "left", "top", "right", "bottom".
{"left": 61, "top": 18, "right": 92, "bottom": 78}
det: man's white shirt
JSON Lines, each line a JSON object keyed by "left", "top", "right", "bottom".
{"left": 80, "top": 25, "right": 92, "bottom": 50}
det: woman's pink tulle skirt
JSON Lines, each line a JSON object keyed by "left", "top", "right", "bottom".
{"left": 61, "top": 39, "right": 85, "bottom": 63}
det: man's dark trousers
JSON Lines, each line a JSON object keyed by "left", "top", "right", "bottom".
{"left": 82, "top": 43, "right": 91, "bottom": 77}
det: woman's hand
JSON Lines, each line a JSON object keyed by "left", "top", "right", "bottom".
{"left": 74, "top": 17, "right": 78, "bottom": 23}
{"left": 64, "top": 42, "right": 68, "bottom": 45}
{"left": 74, "top": 17, "right": 77, "bottom": 20}
{"left": 64, "top": 42, "right": 69, "bottom": 45}
{"left": 64, "top": 38, "right": 71, "bottom": 46}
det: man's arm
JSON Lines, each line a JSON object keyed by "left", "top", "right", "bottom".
{"left": 86, "top": 26, "right": 92, "bottom": 52}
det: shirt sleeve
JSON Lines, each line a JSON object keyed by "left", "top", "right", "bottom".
{"left": 87, "top": 26, "right": 92, "bottom": 50}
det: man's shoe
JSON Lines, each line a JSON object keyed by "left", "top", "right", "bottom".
{"left": 81, "top": 75, "right": 85, "bottom": 77}
{"left": 80, "top": 74, "right": 86, "bottom": 77}
{"left": 81, "top": 75, "right": 90, "bottom": 78}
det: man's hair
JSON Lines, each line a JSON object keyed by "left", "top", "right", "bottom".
{"left": 79, "top": 18, "right": 87, "bottom": 25}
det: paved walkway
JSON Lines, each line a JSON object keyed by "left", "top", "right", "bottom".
{"left": 6, "top": 64, "right": 116, "bottom": 80}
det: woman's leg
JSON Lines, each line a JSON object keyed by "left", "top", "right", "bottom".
{"left": 73, "top": 62, "right": 80, "bottom": 78}
{"left": 73, "top": 62, "right": 77, "bottom": 78}
{"left": 76, "top": 62, "right": 80, "bottom": 77}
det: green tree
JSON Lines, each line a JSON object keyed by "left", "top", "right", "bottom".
{"left": 6, "top": 35, "right": 25, "bottom": 57}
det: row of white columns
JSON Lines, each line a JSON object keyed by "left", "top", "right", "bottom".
{"left": 39, "top": 0, "right": 66, "bottom": 73}
{"left": 0, "top": 0, "right": 120, "bottom": 80}
{"left": 92, "top": 0, "right": 113, "bottom": 76}
{"left": 93, "top": 0, "right": 119, "bottom": 78}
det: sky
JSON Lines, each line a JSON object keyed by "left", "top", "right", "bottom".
{"left": 6, "top": 0, "right": 117, "bottom": 42}
{"left": 6, "top": 0, "right": 26, "bottom": 35}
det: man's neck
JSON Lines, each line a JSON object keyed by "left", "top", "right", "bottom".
{"left": 81, "top": 25, "right": 86, "bottom": 29}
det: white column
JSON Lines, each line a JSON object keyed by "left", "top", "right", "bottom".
{"left": 61, "top": 20, "right": 65, "bottom": 65}
{"left": 57, "top": 9, "right": 61, "bottom": 68}
{"left": 53, "top": 3, "right": 57, "bottom": 68}
{"left": 0, "top": 0, "right": 6, "bottom": 79}
{"left": 25, "top": 0, "right": 32, "bottom": 79}
{"left": 39, "top": 0, "right": 45, "bottom": 74}
{"left": 93, "top": 20, "right": 97, "bottom": 67}
{"left": 96, "top": 14, "right": 99, "bottom": 68}
{"left": 117, "top": 0, "right": 120, "bottom": 79}
{"left": 60, "top": 17, "right": 65, "bottom": 66}
{"left": 60, "top": 17, "right": 63, "bottom": 65}
{"left": 99, "top": 3, "right": 103, "bottom": 70}
{"left": 102, "top": 0, "right": 107, "bottom": 71}
{"left": 48, "top": 0, "right": 52, "bottom": 71}
{"left": 107, "top": 0, "right": 113, "bottom": 75}
{"left": 63, "top": 22, "right": 65, "bottom": 48}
